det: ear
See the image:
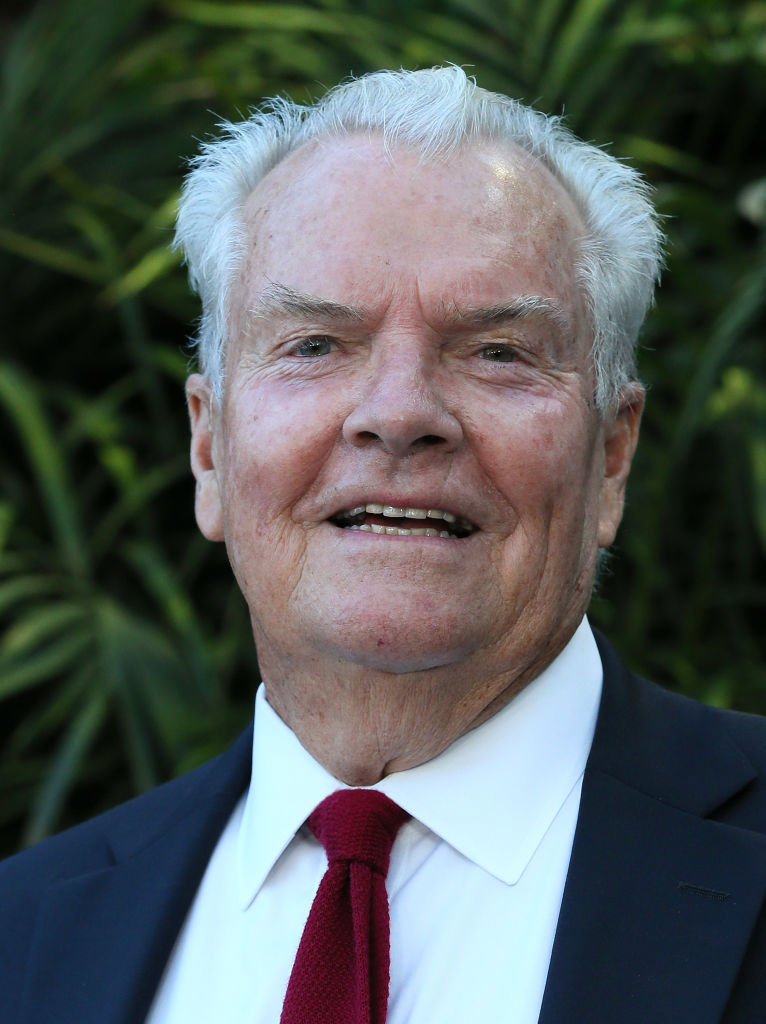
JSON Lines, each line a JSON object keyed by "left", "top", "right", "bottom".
{"left": 597, "top": 383, "right": 645, "bottom": 548}
{"left": 186, "top": 374, "right": 224, "bottom": 542}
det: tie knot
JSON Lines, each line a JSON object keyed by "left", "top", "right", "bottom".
{"left": 309, "top": 789, "right": 409, "bottom": 875}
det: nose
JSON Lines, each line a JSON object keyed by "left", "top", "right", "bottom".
{"left": 342, "top": 340, "right": 463, "bottom": 457}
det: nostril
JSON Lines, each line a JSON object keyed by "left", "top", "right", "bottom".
{"left": 352, "top": 430, "right": 448, "bottom": 451}
{"left": 342, "top": 385, "right": 463, "bottom": 456}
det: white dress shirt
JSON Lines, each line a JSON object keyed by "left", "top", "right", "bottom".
{"left": 147, "top": 616, "right": 602, "bottom": 1023}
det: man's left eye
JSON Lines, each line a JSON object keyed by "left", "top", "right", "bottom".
{"left": 294, "top": 335, "right": 335, "bottom": 357}
{"left": 479, "top": 345, "right": 517, "bottom": 363}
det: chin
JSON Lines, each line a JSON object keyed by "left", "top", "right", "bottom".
{"left": 318, "top": 616, "right": 476, "bottom": 675}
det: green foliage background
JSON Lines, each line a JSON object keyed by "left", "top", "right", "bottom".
{"left": 1, "top": 0, "right": 765, "bottom": 856}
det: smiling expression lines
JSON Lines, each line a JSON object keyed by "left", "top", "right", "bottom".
{"left": 187, "top": 135, "right": 638, "bottom": 676}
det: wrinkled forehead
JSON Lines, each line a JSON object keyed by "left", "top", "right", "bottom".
{"left": 233, "top": 134, "right": 588, "bottom": 329}
{"left": 244, "top": 132, "right": 583, "bottom": 237}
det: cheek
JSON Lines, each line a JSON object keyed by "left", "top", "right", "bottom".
{"left": 479, "top": 399, "right": 596, "bottom": 515}
{"left": 216, "top": 409, "right": 326, "bottom": 606}
{"left": 220, "top": 381, "right": 342, "bottom": 528}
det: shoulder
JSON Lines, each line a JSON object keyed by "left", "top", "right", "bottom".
{"left": 0, "top": 725, "right": 251, "bottom": 1020}
{"left": 593, "top": 629, "right": 766, "bottom": 830}
{"left": 705, "top": 702, "right": 766, "bottom": 828}
{"left": 716, "top": 700, "right": 766, "bottom": 758}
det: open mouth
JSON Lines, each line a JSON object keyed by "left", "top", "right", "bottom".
{"left": 330, "top": 503, "right": 476, "bottom": 538}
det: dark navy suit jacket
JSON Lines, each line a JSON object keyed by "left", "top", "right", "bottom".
{"left": 2, "top": 634, "right": 766, "bottom": 1023}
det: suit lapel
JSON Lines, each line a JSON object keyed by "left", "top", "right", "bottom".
{"left": 18, "top": 726, "right": 253, "bottom": 1024}
{"left": 539, "top": 638, "right": 766, "bottom": 1024}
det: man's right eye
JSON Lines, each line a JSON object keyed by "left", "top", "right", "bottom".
{"left": 294, "top": 335, "right": 335, "bottom": 357}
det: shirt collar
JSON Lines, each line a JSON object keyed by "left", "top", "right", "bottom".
{"left": 237, "top": 617, "right": 602, "bottom": 905}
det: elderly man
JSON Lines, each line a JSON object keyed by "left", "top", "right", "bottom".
{"left": 2, "top": 67, "right": 766, "bottom": 1024}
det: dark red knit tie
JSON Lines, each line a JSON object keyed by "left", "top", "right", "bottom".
{"left": 280, "top": 789, "right": 410, "bottom": 1024}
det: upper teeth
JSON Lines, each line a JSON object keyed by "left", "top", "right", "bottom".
{"left": 347, "top": 503, "right": 457, "bottom": 523}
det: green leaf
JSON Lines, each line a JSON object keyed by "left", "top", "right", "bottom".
{"left": 22, "top": 687, "right": 109, "bottom": 846}
{"left": 5, "top": 665, "right": 93, "bottom": 757}
{"left": 543, "top": 0, "right": 618, "bottom": 101}
{"left": 617, "top": 136, "right": 713, "bottom": 181}
{"left": 0, "top": 629, "right": 93, "bottom": 699}
{"left": 118, "top": 541, "right": 214, "bottom": 700}
{"left": 670, "top": 238, "right": 766, "bottom": 468}
{"left": 164, "top": 0, "right": 386, "bottom": 37}
{"left": 0, "top": 502, "right": 14, "bottom": 555}
{"left": 0, "top": 575, "right": 66, "bottom": 616}
{"left": 0, "top": 227, "right": 105, "bottom": 283}
{"left": 101, "top": 243, "right": 181, "bottom": 304}
{"left": 0, "top": 364, "right": 88, "bottom": 576}
{"left": 1, "top": 601, "right": 87, "bottom": 656}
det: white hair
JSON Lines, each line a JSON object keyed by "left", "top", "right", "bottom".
{"left": 174, "top": 66, "right": 663, "bottom": 412}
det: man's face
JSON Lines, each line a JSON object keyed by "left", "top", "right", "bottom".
{"left": 188, "top": 137, "right": 641, "bottom": 685}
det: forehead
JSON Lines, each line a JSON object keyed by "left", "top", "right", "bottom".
{"left": 236, "top": 135, "right": 585, "bottom": 320}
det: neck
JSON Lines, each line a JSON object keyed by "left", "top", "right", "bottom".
{"left": 257, "top": 633, "right": 572, "bottom": 785}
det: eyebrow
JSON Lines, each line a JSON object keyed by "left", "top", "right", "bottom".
{"left": 248, "top": 282, "right": 571, "bottom": 334}
{"left": 248, "top": 283, "right": 366, "bottom": 324}
{"left": 443, "top": 296, "right": 572, "bottom": 334}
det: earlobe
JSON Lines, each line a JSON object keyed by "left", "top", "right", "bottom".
{"left": 597, "top": 384, "right": 645, "bottom": 548}
{"left": 186, "top": 374, "right": 225, "bottom": 542}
